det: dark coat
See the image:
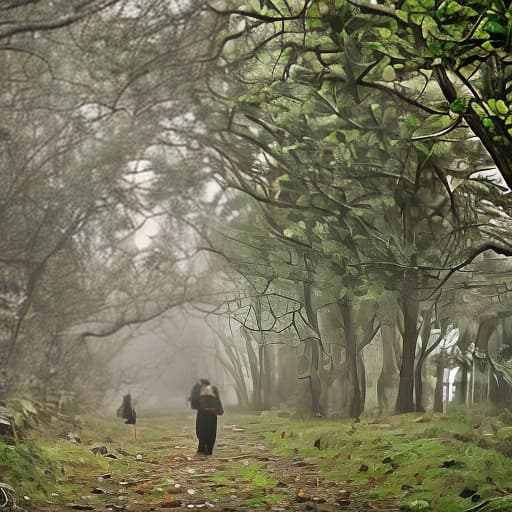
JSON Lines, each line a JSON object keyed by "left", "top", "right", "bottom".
{"left": 117, "top": 394, "right": 136, "bottom": 425}
{"left": 195, "top": 385, "right": 223, "bottom": 455}
{"left": 198, "top": 393, "right": 223, "bottom": 416}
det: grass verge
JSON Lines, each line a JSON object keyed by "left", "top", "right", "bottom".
{"left": 246, "top": 411, "right": 512, "bottom": 511}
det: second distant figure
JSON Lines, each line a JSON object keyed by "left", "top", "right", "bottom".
{"left": 191, "top": 378, "right": 224, "bottom": 455}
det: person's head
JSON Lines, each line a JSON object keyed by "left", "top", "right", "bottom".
{"left": 200, "top": 378, "right": 210, "bottom": 386}
{"left": 200, "top": 385, "right": 215, "bottom": 397}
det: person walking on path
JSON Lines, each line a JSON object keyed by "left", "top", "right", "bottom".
{"left": 190, "top": 378, "right": 224, "bottom": 455}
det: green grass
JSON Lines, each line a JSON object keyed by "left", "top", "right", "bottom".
{"left": 236, "top": 460, "right": 277, "bottom": 488}
{"left": 7, "top": 409, "right": 512, "bottom": 510}
{"left": 210, "top": 458, "right": 282, "bottom": 506}
{"left": 0, "top": 414, "right": 125, "bottom": 506}
{"left": 0, "top": 441, "right": 59, "bottom": 503}
{"left": 43, "top": 440, "right": 111, "bottom": 500}
{"left": 245, "top": 493, "right": 288, "bottom": 506}
{"left": 245, "top": 412, "right": 512, "bottom": 511}
{"left": 0, "top": 437, "right": 112, "bottom": 506}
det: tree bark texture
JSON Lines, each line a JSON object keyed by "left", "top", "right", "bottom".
{"left": 414, "top": 310, "right": 432, "bottom": 412}
{"left": 395, "top": 275, "right": 419, "bottom": 414}
{"left": 433, "top": 355, "right": 444, "bottom": 413}
{"left": 303, "top": 255, "right": 322, "bottom": 415}
{"left": 378, "top": 324, "right": 401, "bottom": 414}
{"left": 245, "top": 334, "right": 262, "bottom": 409}
{"left": 339, "top": 300, "right": 363, "bottom": 419}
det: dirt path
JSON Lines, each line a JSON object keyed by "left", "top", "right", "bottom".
{"left": 39, "top": 413, "right": 400, "bottom": 512}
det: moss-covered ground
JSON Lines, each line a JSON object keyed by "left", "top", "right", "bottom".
{"left": 3, "top": 409, "right": 512, "bottom": 511}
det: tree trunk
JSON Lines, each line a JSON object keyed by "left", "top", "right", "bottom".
{"left": 355, "top": 302, "right": 378, "bottom": 415}
{"left": 263, "top": 344, "right": 275, "bottom": 407}
{"left": 433, "top": 355, "right": 444, "bottom": 413}
{"left": 212, "top": 331, "right": 250, "bottom": 408}
{"left": 339, "top": 300, "right": 363, "bottom": 419}
{"left": 303, "top": 254, "right": 322, "bottom": 415}
{"left": 276, "top": 344, "right": 296, "bottom": 403}
{"left": 357, "top": 352, "right": 366, "bottom": 412}
{"left": 243, "top": 330, "right": 262, "bottom": 409}
{"left": 377, "top": 295, "right": 401, "bottom": 415}
{"left": 259, "top": 343, "right": 266, "bottom": 409}
{"left": 253, "top": 297, "right": 266, "bottom": 410}
{"left": 308, "top": 338, "right": 322, "bottom": 415}
{"left": 458, "top": 363, "right": 469, "bottom": 406}
{"left": 435, "top": 65, "right": 512, "bottom": 189}
{"left": 414, "top": 311, "right": 434, "bottom": 412}
{"left": 0, "top": 327, "right": 16, "bottom": 400}
{"left": 475, "top": 317, "right": 497, "bottom": 353}
{"left": 378, "top": 325, "right": 400, "bottom": 415}
{"left": 210, "top": 350, "right": 247, "bottom": 407}
{"left": 455, "top": 321, "right": 478, "bottom": 406}
{"left": 473, "top": 318, "right": 497, "bottom": 407}
{"left": 0, "top": 342, "right": 9, "bottom": 400}
{"left": 229, "top": 375, "right": 248, "bottom": 407}
{"left": 395, "top": 275, "right": 419, "bottom": 414}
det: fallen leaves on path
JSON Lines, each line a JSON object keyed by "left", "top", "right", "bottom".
{"left": 37, "top": 416, "right": 403, "bottom": 512}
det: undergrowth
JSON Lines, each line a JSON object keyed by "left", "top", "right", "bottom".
{"left": 0, "top": 438, "right": 111, "bottom": 506}
{"left": 8, "top": 410, "right": 512, "bottom": 511}
{"left": 247, "top": 411, "right": 512, "bottom": 511}
{"left": 0, "top": 441, "right": 59, "bottom": 504}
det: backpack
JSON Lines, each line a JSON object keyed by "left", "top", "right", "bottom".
{"left": 190, "top": 383, "right": 202, "bottom": 410}
{"left": 117, "top": 394, "right": 136, "bottom": 425}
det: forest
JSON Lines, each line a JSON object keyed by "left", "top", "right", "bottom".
{"left": 2, "top": 0, "right": 512, "bottom": 510}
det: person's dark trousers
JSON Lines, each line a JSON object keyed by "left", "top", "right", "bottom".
{"left": 196, "top": 410, "right": 218, "bottom": 455}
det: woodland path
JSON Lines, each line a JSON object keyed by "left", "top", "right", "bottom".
{"left": 37, "top": 411, "right": 400, "bottom": 512}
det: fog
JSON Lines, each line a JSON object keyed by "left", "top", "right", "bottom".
{"left": 100, "top": 314, "right": 238, "bottom": 414}
{"left": 2, "top": 0, "right": 512, "bottom": 428}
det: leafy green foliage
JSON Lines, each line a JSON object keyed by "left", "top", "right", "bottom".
{"left": 303, "top": 0, "right": 512, "bottom": 184}
{"left": 211, "top": 21, "right": 481, "bottom": 306}
{"left": 8, "top": 399, "right": 41, "bottom": 432}
{"left": 0, "top": 440, "right": 60, "bottom": 503}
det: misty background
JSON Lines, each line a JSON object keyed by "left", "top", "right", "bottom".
{"left": 1, "top": 0, "right": 512, "bottom": 425}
